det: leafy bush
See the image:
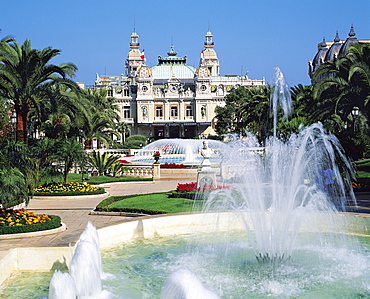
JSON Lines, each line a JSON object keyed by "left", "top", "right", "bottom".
{"left": 123, "top": 135, "right": 146, "bottom": 149}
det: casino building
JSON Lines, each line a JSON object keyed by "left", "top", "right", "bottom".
{"left": 93, "top": 30, "right": 265, "bottom": 140}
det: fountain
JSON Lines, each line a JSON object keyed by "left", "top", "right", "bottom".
{"left": 2, "top": 67, "right": 369, "bottom": 298}
{"left": 130, "top": 138, "right": 224, "bottom": 164}
{"left": 204, "top": 67, "right": 356, "bottom": 262}
{"left": 161, "top": 269, "right": 220, "bottom": 299}
{"left": 49, "top": 221, "right": 107, "bottom": 298}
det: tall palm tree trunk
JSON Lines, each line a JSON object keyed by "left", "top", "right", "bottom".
{"left": 15, "top": 103, "right": 29, "bottom": 143}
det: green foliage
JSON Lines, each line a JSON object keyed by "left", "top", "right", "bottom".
{"left": 0, "top": 167, "right": 30, "bottom": 206}
{"left": 116, "top": 121, "right": 131, "bottom": 144}
{"left": 0, "top": 140, "right": 35, "bottom": 206}
{"left": 0, "top": 215, "right": 61, "bottom": 235}
{"left": 0, "top": 39, "right": 78, "bottom": 143}
{"left": 337, "top": 133, "right": 370, "bottom": 161}
{"left": 88, "top": 151, "right": 120, "bottom": 176}
{"left": 55, "top": 138, "right": 86, "bottom": 183}
{"left": 215, "top": 85, "right": 272, "bottom": 141}
{"left": 123, "top": 135, "right": 146, "bottom": 149}
{"left": 110, "top": 161, "right": 127, "bottom": 177}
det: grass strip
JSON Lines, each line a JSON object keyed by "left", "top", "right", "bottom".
{"left": 96, "top": 192, "right": 204, "bottom": 214}
{"left": 67, "top": 173, "right": 153, "bottom": 184}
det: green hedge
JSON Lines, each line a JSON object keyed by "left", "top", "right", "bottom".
{"left": 0, "top": 215, "right": 62, "bottom": 235}
{"left": 168, "top": 191, "right": 206, "bottom": 200}
{"left": 102, "top": 207, "right": 167, "bottom": 215}
{"left": 33, "top": 187, "right": 105, "bottom": 196}
{"left": 88, "top": 177, "right": 152, "bottom": 185}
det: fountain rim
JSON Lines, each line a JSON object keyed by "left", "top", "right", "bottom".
{"left": 0, "top": 210, "right": 369, "bottom": 289}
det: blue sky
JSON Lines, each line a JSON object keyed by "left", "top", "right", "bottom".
{"left": 1, "top": 0, "right": 370, "bottom": 87}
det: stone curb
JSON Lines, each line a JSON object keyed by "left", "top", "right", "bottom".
{"left": 33, "top": 192, "right": 109, "bottom": 200}
{"left": 90, "top": 210, "right": 148, "bottom": 217}
{"left": 0, "top": 223, "right": 67, "bottom": 240}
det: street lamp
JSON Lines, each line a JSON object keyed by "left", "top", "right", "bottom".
{"left": 351, "top": 106, "right": 359, "bottom": 134}
{"left": 10, "top": 111, "right": 17, "bottom": 140}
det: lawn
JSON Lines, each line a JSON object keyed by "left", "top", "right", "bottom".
{"left": 96, "top": 192, "right": 204, "bottom": 214}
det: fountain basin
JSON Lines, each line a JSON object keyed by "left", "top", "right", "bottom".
{"left": 1, "top": 211, "right": 369, "bottom": 298}
{"left": 0, "top": 211, "right": 369, "bottom": 292}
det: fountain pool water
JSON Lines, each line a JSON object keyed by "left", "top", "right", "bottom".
{"left": 130, "top": 138, "right": 224, "bottom": 164}
{"left": 2, "top": 231, "right": 370, "bottom": 298}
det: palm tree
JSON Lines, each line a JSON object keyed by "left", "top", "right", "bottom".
{"left": 33, "top": 85, "right": 89, "bottom": 139}
{"left": 312, "top": 43, "right": 370, "bottom": 131}
{"left": 56, "top": 138, "right": 86, "bottom": 183}
{"left": 88, "top": 151, "right": 120, "bottom": 176}
{"left": 79, "top": 88, "right": 120, "bottom": 149}
{"left": 116, "top": 121, "right": 131, "bottom": 144}
{"left": 0, "top": 39, "right": 78, "bottom": 143}
{"left": 81, "top": 114, "right": 117, "bottom": 149}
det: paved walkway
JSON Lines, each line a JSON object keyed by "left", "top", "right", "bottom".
{"left": 1, "top": 177, "right": 370, "bottom": 257}
{"left": 0, "top": 179, "right": 193, "bottom": 255}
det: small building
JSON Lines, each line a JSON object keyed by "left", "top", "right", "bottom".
{"left": 93, "top": 30, "right": 265, "bottom": 140}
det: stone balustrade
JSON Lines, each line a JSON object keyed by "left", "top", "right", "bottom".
{"left": 123, "top": 163, "right": 160, "bottom": 180}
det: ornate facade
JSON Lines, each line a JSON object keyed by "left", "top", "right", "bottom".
{"left": 93, "top": 30, "right": 265, "bottom": 140}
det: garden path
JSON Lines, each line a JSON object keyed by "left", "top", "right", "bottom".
{"left": 0, "top": 178, "right": 194, "bottom": 258}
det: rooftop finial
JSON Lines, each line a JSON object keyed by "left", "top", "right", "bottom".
{"left": 349, "top": 24, "right": 356, "bottom": 37}
{"left": 334, "top": 31, "right": 340, "bottom": 43}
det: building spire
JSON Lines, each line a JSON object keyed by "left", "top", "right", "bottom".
{"left": 321, "top": 36, "right": 327, "bottom": 47}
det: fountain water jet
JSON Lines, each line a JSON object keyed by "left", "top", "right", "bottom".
{"left": 161, "top": 268, "right": 220, "bottom": 299}
{"left": 49, "top": 221, "right": 106, "bottom": 298}
{"left": 48, "top": 270, "right": 76, "bottom": 299}
{"left": 131, "top": 138, "right": 224, "bottom": 164}
{"left": 202, "top": 68, "right": 356, "bottom": 263}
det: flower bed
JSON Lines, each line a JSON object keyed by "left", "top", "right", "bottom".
{"left": 160, "top": 163, "right": 185, "bottom": 169}
{"left": 169, "top": 182, "right": 230, "bottom": 199}
{"left": 0, "top": 208, "right": 61, "bottom": 235}
{"left": 352, "top": 181, "right": 370, "bottom": 192}
{"left": 34, "top": 182, "right": 105, "bottom": 196}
